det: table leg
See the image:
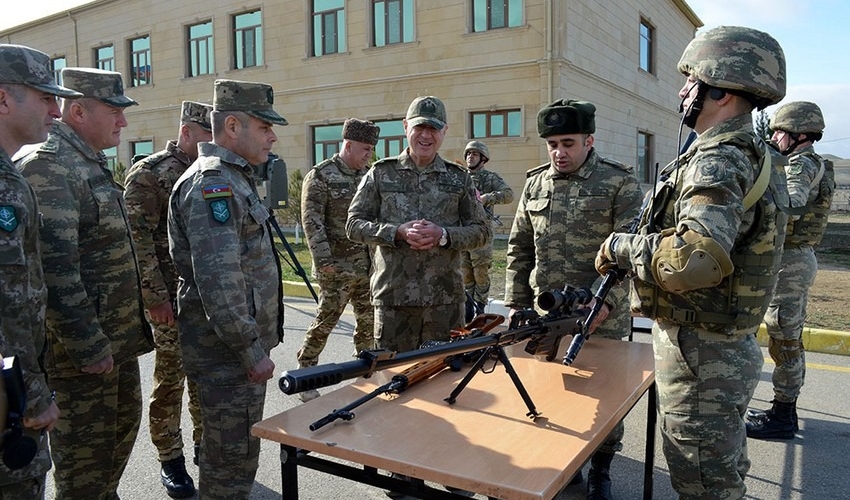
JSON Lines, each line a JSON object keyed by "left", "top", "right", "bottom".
{"left": 281, "top": 444, "right": 299, "bottom": 499}
{"left": 642, "top": 382, "right": 657, "bottom": 500}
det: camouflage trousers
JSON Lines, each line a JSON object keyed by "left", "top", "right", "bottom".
{"left": 375, "top": 303, "right": 464, "bottom": 353}
{"left": 653, "top": 320, "right": 763, "bottom": 500}
{"left": 297, "top": 272, "right": 374, "bottom": 366}
{"left": 763, "top": 245, "right": 817, "bottom": 402}
{"left": 150, "top": 320, "right": 203, "bottom": 461}
{"left": 50, "top": 358, "right": 142, "bottom": 500}
{"left": 461, "top": 243, "right": 493, "bottom": 304}
{"left": 0, "top": 474, "right": 46, "bottom": 500}
{"left": 191, "top": 368, "right": 266, "bottom": 500}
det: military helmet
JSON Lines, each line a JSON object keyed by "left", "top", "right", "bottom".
{"left": 464, "top": 140, "right": 490, "bottom": 162}
{"left": 770, "top": 101, "right": 825, "bottom": 134}
{"left": 677, "top": 25, "right": 786, "bottom": 109}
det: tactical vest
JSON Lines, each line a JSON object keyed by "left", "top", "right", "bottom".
{"left": 784, "top": 153, "right": 835, "bottom": 247}
{"left": 631, "top": 132, "right": 786, "bottom": 334}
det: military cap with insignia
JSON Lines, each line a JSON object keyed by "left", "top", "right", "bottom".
{"left": 342, "top": 118, "right": 380, "bottom": 145}
{"left": 537, "top": 99, "right": 596, "bottom": 138}
{"left": 61, "top": 67, "right": 138, "bottom": 107}
{"left": 181, "top": 100, "right": 212, "bottom": 131}
{"left": 405, "top": 96, "right": 446, "bottom": 130}
{"left": 213, "top": 79, "right": 287, "bottom": 126}
{"left": 0, "top": 43, "right": 82, "bottom": 98}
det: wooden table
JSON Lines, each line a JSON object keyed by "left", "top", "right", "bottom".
{"left": 253, "top": 337, "right": 656, "bottom": 500}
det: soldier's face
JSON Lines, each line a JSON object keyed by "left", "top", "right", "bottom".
{"left": 235, "top": 115, "right": 277, "bottom": 165}
{"left": 2, "top": 85, "right": 60, "bottom": 148}
{"left": 465, "top": 150, "right": 482, "bottom": 169}
{"left": 772, "top": 129, "right": 792, "bottom": 152}
{"left": 546, "top": 133, "right": 592, "bottom": 174}
{"left": 344, "top": 140, "right": 374, "bottom": 170}
{"left": 404, "top": 121, "right": 447, "bottom": 166}
{"left": 74, "top": 98, "right": 128, "bottom": 151}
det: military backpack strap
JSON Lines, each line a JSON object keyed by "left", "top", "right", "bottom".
{"left": 741, "top": 139, "right": 771, "bottom": 212}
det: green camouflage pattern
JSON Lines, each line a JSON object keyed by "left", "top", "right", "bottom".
{"left": 678, "top": 26, "right": 786, "bottom": 107}
{"left": 463, "top": 140, "right": 490, "bottom": 161}
{"left": 213, "top": 79, "right": 287, "bottom": 126}
{"left": 784, "top": 148, "right": 834, "bottom": 246}
{"left": 769, "top": 101, "right": 825, "bottom": 133}
{"left": 298, "top": 153, "right": 374, "bottom": 365}
{"left": 0, "top": 150, "right": 52, "bottom": 488}
{"left": 405, "top": 96, "right": 446, "bottom": 130}
{"left": 60, "top": 67, "right": 137, "bottom": 107}
{"left": 0, "top": 43, "right": 81, "bottom": 98}
{"left": 124, "top": 141, "right": 203, "bottom": 461}
{"left": 505, "top": 149, "right": 642, "bottom": 339}
{"left": 462, "top": 166, "right": 514, "bottom": 304}
{"left": 374, "top": 303, "right": 464, "bottom": 353}
{"left": 181, "top": 100, "right": 212, "bottom": 130}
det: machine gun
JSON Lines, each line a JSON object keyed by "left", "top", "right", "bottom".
{"left": 280, "top": 281, "right": 615, "bottom": 428}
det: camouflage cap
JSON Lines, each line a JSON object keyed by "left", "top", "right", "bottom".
{"left": 0, "top": 44, "right": 82, "bottom": 98}
{"left": 405, "top": 96, "right": 446, "bottom": 130}
{"left": 213, "top": 79, "right": 287, "bottom": 126}
{"left": 464, "top": 140, "right": 490, "bottom": 161}
{"left": 770, "top": 101, "right": 825, "bottom": 134}
{"left": 181, "top": 100, "right": 212, "bottom": 131}
{"left": 61, "top": 67, "right": 138, "bottom": 107}
{"left": 342, "top": 118, "right": 380, "bottom": 145}
{"left": 537, "top": 99, "right": 596, "bottom": 137}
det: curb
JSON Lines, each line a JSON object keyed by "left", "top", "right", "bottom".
{"left": 282, "top": 281, "right": 850, "bottom": 356}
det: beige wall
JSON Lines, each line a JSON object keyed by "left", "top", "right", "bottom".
{"left": 2, "top": 0, "right": 700, "bottom": 226}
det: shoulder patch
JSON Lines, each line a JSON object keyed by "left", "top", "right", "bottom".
{"left": 600, "top": 158, "right": 634, "bottom": 173}
{"left": 202, "top": 184, "right": 233, "bottom": 199}
{"left": 526, "top": 163, "right": 549, "bottom": 178}
{"left": 209, "top": 199, "right": 231, "bottom": 223}
{"left": 0, "top": 205, "right": 18, "bottom": 232}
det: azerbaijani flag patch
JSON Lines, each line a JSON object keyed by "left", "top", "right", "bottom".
{"left": 203, "top": 184, "right": 233, "bottom": 199}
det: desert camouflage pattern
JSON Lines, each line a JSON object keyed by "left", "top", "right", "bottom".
{"left": 769, "top": 101, "right": 825, "bottom": 133}
{"left": 374, "top": 303, "right": 464, "bottom": 353}
{"left": 168, "top": 141, "right": 283, "bottom": 499}
{"left": 505, "top": 149, "right": 642, "bottom": 339}
{"left": 462, "top": 167, "right": 514, "bottom": 304}
{"left": 17, "top": 120, "right": 152, "bottom": 499}
{"left": 678, "top": 25, "right": 786, "bottom": 107}
{"left": 124, "top": 141, "right": 202, "bottom": 461}
{"left": 609, "top": 114, "right": 786, "bottom": 498}
{"left": 298, "top": 153, "right": 374, "bottom": 365}
{"left": 0, "top": 150, "right": 52, "bottom": 488}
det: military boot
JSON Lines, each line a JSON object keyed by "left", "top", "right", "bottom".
{"left": 160, "top": 455, "right": 195, "bottom": 499}
{"left": 586, "top": 451, "right": 614, "bottom": 500}
{"left": 747, "top": 400, "right": 799, "bottom": 432}
{"left": 746, "top": 400, "right": 797, "bottom": 440}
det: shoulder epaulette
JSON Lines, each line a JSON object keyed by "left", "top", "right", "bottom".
{"left": 134, "top": 149, "right": 172, "bottom": 169}
{"left": 35, "top": 135, "right": 59, "bottom": 155}
{"left": 372, "top": 156, "right": 397, "bottom": 168}
{"left": 600, "top": 157, "right": 634, "bottom": 173}
{"left": 312, "top": 157, "right": 337, "bottom": 171}
{"left": 525, "top": 163, "right": 549, "bottom": 178}
{"left": 444, "top": 159, "right": 465, "bottom": 171}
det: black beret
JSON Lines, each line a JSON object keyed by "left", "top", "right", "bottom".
{"left": 537, "top": 99, "right": 596, "bottom": 137}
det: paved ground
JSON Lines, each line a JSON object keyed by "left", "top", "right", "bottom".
{"left": 44, "top": 297, "right": 850, "bottom": 499}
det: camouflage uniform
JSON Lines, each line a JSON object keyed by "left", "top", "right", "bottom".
{"left": 124, "top": 138, "right": 203, "bottom": 461}
{"left": 462, "top": 166, "right": 513, "bottom": 305}
{"left": 168, "top": 79, "right": 285, "bottom": 500}
{"left": 346, "top": 149, "right": 490, "bottom": 352}
{"left": 597, "top": 26, "right": 788, "bottom": 499}
{"left": 298, "top": 152, "right": 374, "bottom": 366}
{"left": 18, "top": 86, "right": 154, "bottom": 500}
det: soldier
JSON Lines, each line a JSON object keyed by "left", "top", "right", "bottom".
{"left": 746, "top": 101, "right": 834, "bottom": 440}
{"left": 0, "top": 43, "right": 80, "bottom": 500}
{"left": 18, "top": 67, "right": 154, "bottom": 499}
{"left": 123, "top": 101, "right": 212, "bottom": 497}
{"left": 296, "top": 118, "right": 378, "bottom": 403}
{"left": 595, "top": 26, "right": 788, "bottom": 498}
{"left": 461, "top": 140, "right": 513, "bottom": 320}
{"left": 346, "top": 96, "right": 491, "bottom": 353}
{"left": 168, "top": 79, "right": 285, "bottom": 500}
{"left": 504, "top": 99, "right": 642, "bottom": 499}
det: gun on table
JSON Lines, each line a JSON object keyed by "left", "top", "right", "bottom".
{"left": 280, "top": 284, "right": 594, "bottom": 425}
{"left": 562, "top": 270, "right": 622, "bottom": 366}
{"left": 308, "top": 313, "right": 505, "bottom": 431}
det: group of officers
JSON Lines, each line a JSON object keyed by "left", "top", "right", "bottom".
{"left": 0, "top": 20, "right": 835, "bottom": 500}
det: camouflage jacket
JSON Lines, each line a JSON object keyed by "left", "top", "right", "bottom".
{"left": 0, "top": 150, "right": 52, "bottom": 484}
{"left": 504, "top": 149, "right": 642, "bottom": 337}
{"left": 346, "top": 150, "right": 491, "bottom": 306}
{"left": 784, "top": 145, "right": 834, "bottom": 247}
{"left": 168, "top": 142, "right": 283, "bottom": 373}
{"left": 301, "top": 153, "right": 370, "bottom": 279}
{"left": 124, "top": 141, "right": 192, "bottom": 308}
{"left": 468, "top": 167, "right": 514, "bottom": 207}
{"left": 18, "top": 121, "right": 153, "bottom": 377}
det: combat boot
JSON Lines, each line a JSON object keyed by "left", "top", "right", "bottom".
{"left": 586, "top": 451, "right": 614, "bottom": 500}
{"left": 747, "top": 400, "right": 799, "bottom": 432}
{"left": 746, "top": 400, "right": 797, "bottom": 440}
{"left": 160, "top": 455, "right": 195, "bottom": 499}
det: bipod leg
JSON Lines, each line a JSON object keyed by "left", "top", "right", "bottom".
{"left": 444, "top": 345, "right": 495, "bottom": 404}
{"left": 495, "top": 346, "right": 540, "bottom": 419}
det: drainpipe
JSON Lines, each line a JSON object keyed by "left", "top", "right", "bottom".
{"left": 545, "top": 0, "right": 554, "bottom": 103}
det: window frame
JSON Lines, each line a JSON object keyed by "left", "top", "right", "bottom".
{"left": 636, "top": 130, "right": 654, "bottom": 184}
{"left": 51, "top": 56, "right": 66, "bottom": 86}
{"left": 472, "top": 0, "right": 523, "bottom": 33}
{"left": 233, "top": 10, "right": 264, "bottom": 69}
{"left": 469, "top": 108, "right": 523, "bottom": 139}
{"left": 187, "top": 20, "right": 215, "bottom": 77}
{"left": 639, "top": 18, "right": 655, "bottom": 74}
{"left": 311, "top": 0, "right": 346, "bottom": 57}
{"left": 372, "top": 0, "right": 414, "bottom": 47}
{"left": 128, "top": 35, "right": 151, "bottom": 87}
{"left": 94, "top": 45, "right": 115, "bottom": 71}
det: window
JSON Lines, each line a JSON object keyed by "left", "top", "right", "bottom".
{"left": 470, "top": 109, "right": 522, "bottom": 138}
{"left": 373, "top": 0, "right": 414, "bottom": 47}
{"left": 95, "top": 45, "right": 114, "bottom": 71}
{"left": 131, "top": 140, "right": 154, "bottom": 163}
{"left": 103, "top": 146, "right": 118, "bottom": 171}
{"left": 311, "top": 119, "right": 407, "bottom": 164}
{"left": 313, "top": 124, "right": 343, "bottom": 163}
{"left": 233, "top": 10, "right": 263, "bottom": 69}
{"left": 637, "top": 131, "right": 654, "bottom": 183}
{"left": 312, "top": 0, "right": 346, "bottom": 56}
{"left": 188, "top": 21, "right": 215, "bottom": 77}
{"left": 639, "top": 19, "right": 654, "bottom": 73}
{"left": 51, "top": 57, "right": 66, "bottom": 86}
{"left": 472, "top": 0, "right": 522, "bottom": 32}
{"left": 129, "top": 36, "right": 151, "bottom": 86}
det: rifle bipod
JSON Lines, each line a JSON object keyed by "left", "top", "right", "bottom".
{"left": 444, "top": 341, "right": 541, "bottom": 419}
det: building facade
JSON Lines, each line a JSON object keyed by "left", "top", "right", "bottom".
{"left": 1, "top": 0, "right": 701, "bottom": 225}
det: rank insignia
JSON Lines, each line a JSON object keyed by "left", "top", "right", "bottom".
{"left": 209, "top": 199, "right": 231, "bottom": 223}
{"left": 0, "top": 205, "right": 18, "bottom": 232}
{"left": 203, "top": 184, "right": 233, "bottom": 199}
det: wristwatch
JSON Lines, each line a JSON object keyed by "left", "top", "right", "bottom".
{"left": 439, "top": 227, "right": 448, "bottom": 247}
